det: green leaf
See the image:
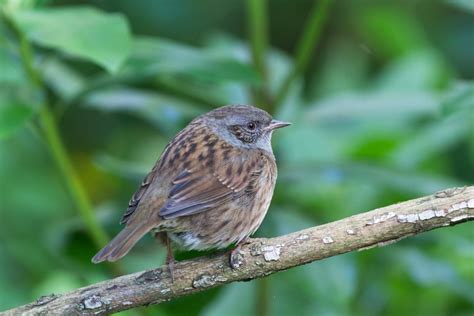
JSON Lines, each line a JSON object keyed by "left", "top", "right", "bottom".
{"left": 0, "top": 246, "right": 30, "bottom": 311}
{"left": 306, "top": 91, "right": 440, "bottom": 123}
{"left": 32, "top": 271, "right": 82, "bottom": 299}
{"left": 0, "top": 22, "right": 26, "bottom": 84}
{"left": 355, "top": 5, "right": 428, "bottom": 59}
{"left": 280, "top": 162, "right": 459, "bottom": 196}
{"left": 398, "top": 249, "right": 474, "bottom": 302}
{"left": 277, "top": 91, "right": 442, "bottom": 165}
{"left": 204, "top": 34, "right": 294, "bottom": 94}
{"left": 93, "top": 154, "right": 154, "bottom": 182}
{"left": 0, "top": 94, "right": 34, "bottom": 139}
{"left": 0, "top": 48, "right": 25, "bottom": 84}
{"left": 41, "top": 57, "right": 85, "bottom": 100}
{"left": 446, "top": 0, "right": 474, "bottom": 13}
{"left": 154, "top": 75, "right": 250, "bottom": 105}
{"left": 126, "top": 37, "right": 259, "bottom": 84}
{"left": 389, "top": 84, "right": 474, "bottom": 168}
{"left": 374, "top": 50, "right": 452, "bottom": 91}
{"left": 202, "top": 282, "right": 256, "bottom": 316}
{"left": 390, "top": 112, "right": 470, "bottom": 168}
{"left": 310, "top": 39, "right": 369, "bottom": 99}
{"left": 11, "top": 6, "right": 131, "bottom": 73}
{"left": 83, "top": 86, "right": 203, "bottom": 131}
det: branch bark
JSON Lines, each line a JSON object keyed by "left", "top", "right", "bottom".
{"left": 4, "top": 186, "right": 474, "bottom": 315}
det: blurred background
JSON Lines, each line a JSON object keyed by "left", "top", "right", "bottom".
{"left": 0, "top": 0, "right": 473, "bottom": 315}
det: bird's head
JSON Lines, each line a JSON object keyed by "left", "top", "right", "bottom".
{"left": 204, "top": 105, "right": 291, "bottom": 152}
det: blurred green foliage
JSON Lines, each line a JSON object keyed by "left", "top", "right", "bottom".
{"left": 0, "top": 0, "right": 473, "bottom": 315}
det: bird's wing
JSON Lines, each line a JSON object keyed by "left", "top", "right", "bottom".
{"left": 160, "top": 146, "right": 262, "bottom": 220}
{"left": 119, "top": 126, "right": 190, "bottom": 225}
{"left": 120, "top": 163, "right": 159, "bottom": 224}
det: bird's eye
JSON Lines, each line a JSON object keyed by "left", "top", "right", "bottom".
{"left": 247, "top": 122, "right": 256, "bottom": 130}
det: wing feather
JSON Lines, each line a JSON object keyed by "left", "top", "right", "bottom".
{"left": 120, "top": 164, "right": 158, "bottom": 224}
{"left": 160, "top": 152, "right": 261, "bottom": 219}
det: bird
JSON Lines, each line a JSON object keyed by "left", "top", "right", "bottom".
{"left": 92, "top": 104, "right": 290, "bottom": 273}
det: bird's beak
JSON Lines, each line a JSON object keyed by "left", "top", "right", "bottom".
{"left": 267, "top": 119, "right": 291, "bottom": 131}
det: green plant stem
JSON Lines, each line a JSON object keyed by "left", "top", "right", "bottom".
{"left": 7, "top": 12, "right": 109, "bottom": 250}
{"left": 256, "top": 277, "right": 270, "bottom": 316}
{"left": 274, "top": 0, "right": 332, "bottom": 106}
{"left": 246, "top": 0, "right": 271, "bottom": 110}
{"left": 247, "top": 0, "right": 268, "bottom": 82}
{"left": 38, "top": 107, "right": 109, "bottom": 247}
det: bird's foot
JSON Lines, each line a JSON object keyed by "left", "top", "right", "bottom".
{"left": 167, "top": 255, "right": 176, "bottom": 282}
{"left": 229, "top": 246, "right": 243, "bottom": 269}
{"left": 157, "top": 232, "right": 176, "bottom": 282}
{"left": 229, "top": 238, "right": 252, "bottom": 269}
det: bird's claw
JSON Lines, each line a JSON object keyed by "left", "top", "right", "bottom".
{"left": 229, "top": 246, "right": 244, "bottom": 269}
{"left": 167, "top": 257, "right": 175, "bottom": 282}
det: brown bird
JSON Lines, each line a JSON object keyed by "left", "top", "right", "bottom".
{"left": 92, "top": 105, "right": 290, "bottom": 271}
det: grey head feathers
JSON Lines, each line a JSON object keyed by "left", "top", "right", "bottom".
{"left": 201, "top": 104, "right": 275, "bottom": 153}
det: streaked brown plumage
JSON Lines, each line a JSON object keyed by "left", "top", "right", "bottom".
{"left": 92, "top": 105, "right": 290, "bottom": 269}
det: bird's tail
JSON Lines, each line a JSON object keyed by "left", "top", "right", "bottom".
{"left": 91, "top": 223, "right": 153, "bottom": 263}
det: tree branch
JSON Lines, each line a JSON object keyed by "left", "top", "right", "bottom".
{"left": 4, "top": 186, "right": 474, "bottom": 315}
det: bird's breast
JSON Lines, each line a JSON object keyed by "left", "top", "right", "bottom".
{"left": 165, "top": 150, "right": 277, "bottom": 251}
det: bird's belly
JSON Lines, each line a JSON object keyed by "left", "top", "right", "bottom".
{"left": 168, "top": 172, "right": 276, "bottom": 251}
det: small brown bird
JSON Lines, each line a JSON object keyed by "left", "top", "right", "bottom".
{"left": 92, "top": 104, "right": 290, "bottom": 270}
